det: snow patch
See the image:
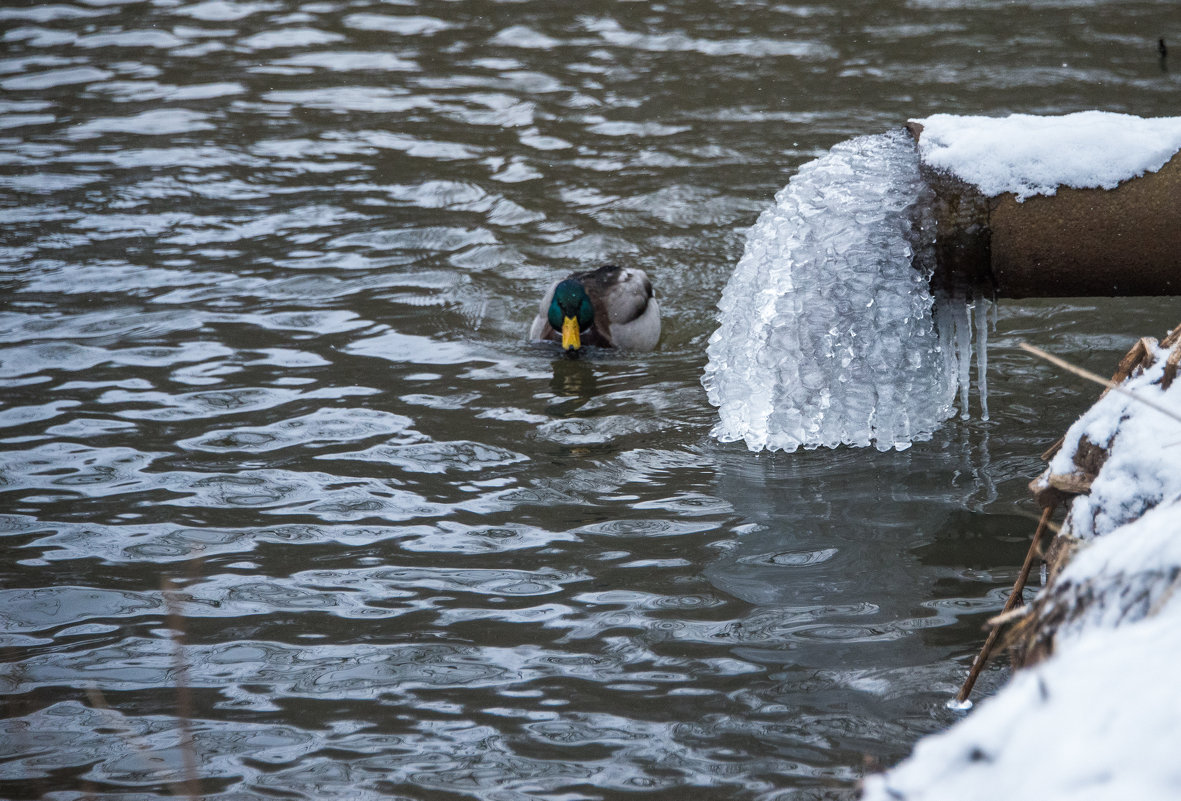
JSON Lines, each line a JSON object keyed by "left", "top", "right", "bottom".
{"left": 914, "top": 112, "right": 1181, "bottom": 200}
{"left": 1045, "top": 345, "right": 1181, "bottom": 540}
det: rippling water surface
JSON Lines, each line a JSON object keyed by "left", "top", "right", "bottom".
{"left": 1, "top": 1, "right": 1177, "bottom": 798}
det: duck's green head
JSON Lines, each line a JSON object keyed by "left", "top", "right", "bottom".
{"left": 547, "top": 279, "right": 594, "bottom": 351}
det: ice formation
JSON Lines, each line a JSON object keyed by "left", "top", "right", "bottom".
{"left": 915, "top": 111, "right": 1181, "bottom": 200}
{"left": 703, "top": 129, "right": 972, "bottom": 453}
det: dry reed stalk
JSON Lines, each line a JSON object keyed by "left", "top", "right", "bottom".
{"left": 1163, "top": 345, "right": 1181, "bottom": 390}
{"left": 1020, "top": 343, "right": 1181, "bottom": 427}
{"left": 955, "top": 505, "right": 1054, "bottom": 704}
{"left": 162, "top": 577, "right": 200, "bottom": 801}
{"left": 1040, "top": 336, "right": 1158, "bottom": 461}
{"left": 83, "top": 684, "right": 196, "bottom": 799}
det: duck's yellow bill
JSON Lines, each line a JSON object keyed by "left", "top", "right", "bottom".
{"left": 561, "top": 316, "right": 581, "bottom": 350}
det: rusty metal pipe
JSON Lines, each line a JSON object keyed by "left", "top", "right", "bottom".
{"left": 907, "top": 121, "right": 1181, "bottom": 298}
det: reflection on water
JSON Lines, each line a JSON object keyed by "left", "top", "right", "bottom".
{"left": 1, "top": 0, "right": 1177, "bottom": 798}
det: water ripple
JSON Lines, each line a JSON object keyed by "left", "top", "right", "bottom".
{"left": 1, "top": 0, "right": 1173, "bottom": 797}
{"left": 180, "top": 408, "right": 418, "bottom": 453}
{"left": 107, "top": 385, "right": 376, "bottom": 422}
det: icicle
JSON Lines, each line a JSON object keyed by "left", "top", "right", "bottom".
{"left": 933, "top": 295, "right": 959, "bottom": 411}
{"left": 975, "top": 297, "right": 990, "bottom": 421}
{"left": 953, "top": 301, "right": 972, "bottom": 421}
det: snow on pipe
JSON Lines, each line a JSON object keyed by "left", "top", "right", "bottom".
{"left": 908, "top": 112, "right": 1181, "bottom": 298}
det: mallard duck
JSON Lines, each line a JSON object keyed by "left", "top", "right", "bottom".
{"left": 529, "top": 264, "right": 661, "bottom": 353}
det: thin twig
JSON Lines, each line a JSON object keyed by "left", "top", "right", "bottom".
{"left": 1041, "top": 335, "right": 1167, "bottom": 460}
{"left": 985, "top": 605, "right": 1031, "bottom": 628}
{"left": 85, "top": 686, "right": 178, "bottom": 779}
{"left": 1146, "top": 566, "right": 1181, "bottom": 618}
{"left": 1163, "top": 346, "right": 1181, "bottom": 391}
{"left": 955, "top": 505, "right": 1054, "bottom": 704}
{"left": 162, "top": 578, "right": 200, "bottom": 801}
{"left": 1020, "top": 343, "right": 1181, "bottom": 426}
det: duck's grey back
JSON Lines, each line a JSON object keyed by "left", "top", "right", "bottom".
{"left": 577, "top": 265, "right": 661, "bottom": 351}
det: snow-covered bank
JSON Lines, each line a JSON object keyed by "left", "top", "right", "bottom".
{"left": 862, "top": 325, "right": 1181, "bottom": 801}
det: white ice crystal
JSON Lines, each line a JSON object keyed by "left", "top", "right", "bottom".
{"left": 702, "top": 129, "right": 958, "bottom": 453}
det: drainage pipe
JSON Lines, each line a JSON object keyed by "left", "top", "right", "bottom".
{"left": 906, "top": 120, "right": 1181, "bottom": 298}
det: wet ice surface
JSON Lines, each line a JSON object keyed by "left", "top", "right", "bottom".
{"left": 703, "top": 130, "right": 957, "bottom": 453}
{"left": 1, "top": 0, "right": 1179, "bottom": 798}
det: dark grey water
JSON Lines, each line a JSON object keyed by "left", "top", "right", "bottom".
{"left": 1, "top": 1, "right": 1177, "bottom": 798}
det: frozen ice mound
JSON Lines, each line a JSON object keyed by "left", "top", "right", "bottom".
{"left": 702, "top": 129, "right": 960, "bottom": 452}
